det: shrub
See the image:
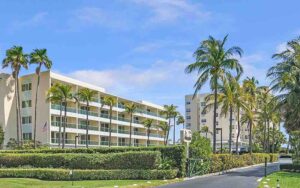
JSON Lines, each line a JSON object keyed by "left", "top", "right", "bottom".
{"left": 0, "top": 151, "right": 160, "bottom": 170}
{"left": 189, "top": 132, "right": 212, "bottom": 159}
{"left": 0, "top": 168, "right": 178, "bottom": 180}
{"left": 0, "top": 145, "right": 186, "bottom": 177}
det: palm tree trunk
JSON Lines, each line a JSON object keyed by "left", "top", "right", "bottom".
{"left": 229, "top": 107, "right": 233, "bottom": 154}
{"left": 267, "top": 119, "right": 270, "bottom": 153}
{"left": 249, "top": 121, "right": 253, "bottom": 154}
{"left": 147, "top": 127, "right": 150, "bottom": 147}
{"left": 62, "top": 101, "right": 67, "bottom": 149}
{"left": 263, "top": 120, "right": 266, "bottom": 152}
{"left": 58, "top": 101, "right": 63, "bottom": 148}
{"left": 236, "top": 108, "right": 240, "bottom": 155}
{"left": 165, "top": 118, "right": 171, "bottom": 145}
{"left": 16, "top": 72, "right": 23, "bottom": 146}
{"left": 33, "top": 64, "right": 42, "bottom": 149}
{"left": 173, "top": 117, "right": 176, "bottom": 145}
{"left": 14, "top": 73, "right": 20, "bottom": 146}
{"left": 108, "top": 106, "right": 112, "bottom": 147}
{"left": 86, "top": 102, "right": 89, "bottom": 148}
{"left": 213, "top": 77, "right": 218, "bottom": 153}
{"left": 129, "top": 113, "right": 133, "bottom": 146}
{"left": 206, "top": 132, "right": 208, "bottom": 138}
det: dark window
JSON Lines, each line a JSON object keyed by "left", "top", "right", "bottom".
{"left": 21, "top": 83, "right": 32, "bottom": 91}
{"left": 22, "top": 100, "right": 32, "bottom": 108}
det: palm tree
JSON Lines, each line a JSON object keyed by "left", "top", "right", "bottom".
{"left": 185, "top": 35, "right": 243, "bottom": 153}
{"left": 124, "top": 103, "right": 137, "bottom": 146}
{"left": 102, "top": 96, "right": 117, "bottom": 147}
{"left": 160, "top": 105, "right": 177, "bottom": 145}
{"left": 46, "top": 83, "right": 64, "bottom": 148}
{"left": 177, "top": 115, "right": 185, "bottom": 130}
{"left": 29, "top": 48, "right": 52, "bottom": 149}
{"left": 2, "top": 46, "right": 29, "bottom": 146}
{"left": 172, "top": 110, "right": 179, "bottom": 145}
{"left": 157, "top": 122, "right": 169, "bottom": 145}
{"left": 77, "top": 88, "right": 97, "bottom": 148}
{"left": 143, "top": 119, "right": 154, "bottom": 147}
{"left": 200, "top": 125, "right": 211, "bottom": 138}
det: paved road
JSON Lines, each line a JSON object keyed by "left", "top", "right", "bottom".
{"left": 157, "top": 163, "right": 279, "bottom": 188}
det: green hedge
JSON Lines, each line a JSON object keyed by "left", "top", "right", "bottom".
{"left": 0, "top": 168, "right": 178, "bottom": 180}
{"left": 0, "top": 151, "right": 160, "bottom": 170}
{"left": 0, "top": 146, "right": 186, "bottom": 177}
{"left": 210, "top": 153, "right": 278, "bottom": 173}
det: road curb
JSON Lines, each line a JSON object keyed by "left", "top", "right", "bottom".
{"left": 184, "top": 162, "right": 279, "bottom": 181}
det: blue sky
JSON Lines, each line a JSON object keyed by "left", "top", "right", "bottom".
{"left": 0, "top": 0, "right": 299, "bottom": 138}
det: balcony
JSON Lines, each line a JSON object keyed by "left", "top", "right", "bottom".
{"left": 80, "top": 140, "right": 99, "bottom": 145}
{"left": 78, "top": 124, "right": 99, "bottom": 131}
{"left": 51, "top": 138, "right": 75, "bottom": 144}
{"left": 100, "top": 127, "right": 118, "bottom": 133}
{"left": 100, "top": 141, "right": 118, "bottom": 146}
{"left": 51, "top": 121, "right": 77, "bottom": 129}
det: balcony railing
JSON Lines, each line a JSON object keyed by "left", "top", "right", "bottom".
{"left": 51, "top": 121, "right": 77, "bottom": 129}
{"left": 78, "top": 124, "right": 99, "bottom": 131}
{"left": 80, "top": 140, "right": 99, "bottom": 145}
{"left": 100, "top": 141, "right": 118, "bottom": 146}
{"left": 51, "top": 138, "right": 75, "bottom": 144}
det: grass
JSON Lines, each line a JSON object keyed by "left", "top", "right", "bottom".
{"left": 0, "top": 178, "right": 182, "bottom": 188}
{"left": 258, "top": 171, "right": 300, "bottom": 188}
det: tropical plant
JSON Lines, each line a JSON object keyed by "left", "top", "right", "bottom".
{"left": 160, "top": 105, "right": 177, "bottom": 145}
{"left": 157, "top": 122, "right": 169, "bottom": 146}
{"left": 200, "top": 125, "right": 211, "bottom": 138}
{"left": 172, "top": 110, "right": 179, "bottom": 145}
{"left": 2, "top": 46, "right": 29, "bottom": 146}
{"left": 101, "top": 96, "right": 117, "bottom": 147}
{"left": 124, "top": 103, "right": 137, "bottom": 146}
{"left": 77, "top": 88, "right": 97, "bottom": 148}
{"left": 46, "top": 83, "right": 64, "bottom": 148}
{"left": 185, "top": 35, "right": 243, "bottom": 153}
{"left": 143, "top": 119, "right": 154, "bottom": 147}
{"left": 29, "top": 48, "right": 52, "bottom": 149}
{"left": 176, "top": 115, "right": 185, "bottom": 129}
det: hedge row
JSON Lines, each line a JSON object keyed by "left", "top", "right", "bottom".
{"left": 0, "top": 146, "right": 186, "bottom": 177}
{"left": 210, "top": 153, "right": 278, "bottom": 173}
{"left": 0, "top": 168, "right": 178, "bottom": 180}
{"left": 0, "top": 151, "right": 160, "bottom": 170}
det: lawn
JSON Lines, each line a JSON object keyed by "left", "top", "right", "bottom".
{"left": 258, "top": 171, "right": 300, "bottom": 188}
{"left": 0, "top": 178, "right": 181, "bottom": 188}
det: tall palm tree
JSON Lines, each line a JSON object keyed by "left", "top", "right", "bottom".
{"left": 172, "top": 110, "right": 179, "bottom": 145}
{"left": 177, "top": 115, "right": 185, "bottom": 130}
{"left": 143, "top": 119, "right": 154, "bottom": 147}
{"left": 77, "top": 88, "right": 97, "bottom": 148}
{"left": 157, "top": 122, "right": 169, "bottom": 146}
{"left": 160, "top": 105, "right": 177, "bottom": 145}
{"left": 29, "top": 48, "right": 52, "bottom": 149}
{"left": 46, "top": 83, "right": 64, "bottom": 148}
{"left": 124, "top": 103, "right": 137, "bottom": 146}
{"left": 2, "top": 46, "right": 29, "bottom": 146}
{"left": 185, "top": 35, "right": 243, "bottom": 153}
{"left": 102, "top": 96, "right": 117, "bottom": 147}
{"left": 55, "top": 84, "right": 75, "bottom": 149}
{"left": 200, "top": 125, "right": 211, "bottom": 138}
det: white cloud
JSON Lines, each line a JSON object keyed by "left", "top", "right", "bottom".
{"left": 130, "top": 0, "right": 211, "bottom": 24}
{"left": 276, "top": 42, "right": 288, "bottom": 53}
{"left": 11, "top": 12, "right": 48, "bottom": 30}
{"left": 132, "top": 43, "right": 162, "bottom": 53}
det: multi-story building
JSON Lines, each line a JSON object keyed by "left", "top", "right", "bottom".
{"left": 0, "top": 71, "right": 166, "bottom": 148}
{"left": 185, "top": 94, "right": 249, "bottom": 151}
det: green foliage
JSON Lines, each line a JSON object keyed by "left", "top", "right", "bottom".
{"left": 189, "top": 132, "right": 212, "bottom": 159}
{"left": 0, "top": 145, "right": 186, "bottom": 177}
{"left": 0, "top": 151, "right": 160, "bottom": 170}
{"left": 0, "top": 168, "right": 178, "bottom": 180}
{"left": 5, "top": 138, "right": 45, "bottom": 150}
{"left": 0, "top": 126, "right": 4, "bottom": 147}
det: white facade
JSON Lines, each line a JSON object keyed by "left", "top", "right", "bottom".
{"left": 0, "top": 71, "right": 166, "bottom": 148}
{"left": 185, "top": 94, "right": 249, "bottom": 151}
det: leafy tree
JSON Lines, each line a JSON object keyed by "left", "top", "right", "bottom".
{"left": 200, "top": 125, "right": 211, "bottom": 138}
{"left": 102, "top": 96, "right": 117, "bottom": 147}
{"left": 157, "top": 122, "right": 169, "bottom": 146}
{"left": 185, "top": 35, "right": 243, "bottom": 153}
{"left": 124, "top": 103, "right": 137, "bottom": 146}
{"left": 2, "top": 46, "right": 29, "bottom": 146}
{"left": 30, "top": 49, "right": 52, "bottom": 149}
{"left": 176, "top": 115, "right": 185, "bottom": 129}
{"left": 77, "top": 88, "right": 97, "bottom": 148}
{"left": 143, "top": 119, "right": 153, "bottom": 147}
{"left": 160, "top": 105, "right": 177, "bottom": 145}
{"left": 189, "top": 132, "right": 212, "bottom": 159}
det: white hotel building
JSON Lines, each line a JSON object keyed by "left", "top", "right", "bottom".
{"left": 0, "top": 71, "right": 166, "bottom": 148}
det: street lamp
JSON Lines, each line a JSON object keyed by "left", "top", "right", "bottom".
{"left": 216, "top": 128, "right": 223, "bottom": 153}
{"left": 75, "top": 135, "right": 79, "bottom": 148}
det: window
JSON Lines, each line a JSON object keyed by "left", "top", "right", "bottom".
{"left": 186, "top": 101, "right": 191, "bottom": 105}
{"left": 245, "top": 135, "right": 248, "bottom": 139}
{"left": 186, "top": 116, "right": 191, "bottom": 120}
{"left": 201, "top": 111, "right": 206, "bottom": 115}
{"left": 201, "top": 119, "right": 206, "bottom": 123}
{"left": 200, "top": 102, "right": 206, "bottom": 106}
{"left": 22, "top": 100, "right": 32, "bottom": 108}
{"left": 118, "top": 138, "right": 126, "bottom": 146}
{"left": 186, "top": 108, "right": 191, "bottom": 113}
{"left": 23, "top": 133, "right": 32, "bottom": 140}
{"left": 22, "top": 116, "right": 32, "bottom": 124}
{"left": 216, "top": 113, "right": 218, "bottom": 117}
{"left": 216, "top": 121, "right": 219, "bottom": 126}
{"left": 21, "top": 83, "right": 32, "bottom": 91}
{"left": 186, "top": 123, "right": 191, "bottom": 128}
{"left": 101, "top": 136, "right": 109, "bottom": 142}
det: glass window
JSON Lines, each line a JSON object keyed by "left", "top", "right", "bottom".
{"left": 186, "top": 116, "right": 191, "bottom": 120}
{"left": 21, "top": 83, "right": 32, "bottom": 91}
{"left": 22, "top": 116, "right": 32, "bottom": 124}
{"left": 201, "top": 119, "right": 206, "bottom": 123}
{"left": 186, "top": 108, "right": 191, "bottom": 112}
{"left": 186, "top": 101, "right": 190, "bottom": 105}
{"left": 23, "top": 133, "right": 32, "bottom": 140}
{"left": 22, "top": 100, "right": 32, "bottom": 108}
{"left": 201, "top": 102, "right": 206, "bottom": 106}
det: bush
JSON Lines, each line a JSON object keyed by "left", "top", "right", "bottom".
{"left": 0, "top": 151, "right": 160, "bottom": 170}
{"left": 189, "top": 132, "right": 212, "bottom": 159}
{"left": 0, "top": 145, "right": 186, "bottom": 177}
{"left": 0, "top": 168, "right": 178, "bottom": 180}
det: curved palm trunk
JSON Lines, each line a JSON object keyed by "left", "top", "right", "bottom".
{"left": 147, "top": 127, "right": 150, "bottom": 147}
{"left": 108, "top": 106, "right": 112, "bottom": 147}
{"left": 16, "top": 71, "right": 23, "bottom": 146}
{"left": 33, "top": 65, "right": 42, "bottom": 149}
{"left": 229, "top": 107, "right": 233, "bottom": 154}
{"left": 129, "top": 113, "right": 133, "bottom": 146}
{"left": 86, "top": 102, "right": 89, "bottom": 148}
{"left": 236, "top": 108, "right": 240, "bottom": 155}
{"left": 263, "top": 120, "right": 266, "bottom": 152}
{"left": 173, "top": 117, "right": 176, "bottom": 145}
{"left": 249, "top": 121, "right": 253, "bottom": 154}
{"left": 165, "top": 118, "right": 171, "bottom": 145}
{"left": 58, "top": 101, "right": 63, "bottom": 148}
{"left": 14, "top": 72, "right": 20, "bottom": 146}
{"left": 267, "top": 119, "right": 270, "bottom": 153}
{"left": 213, "top": 78, "right": 218, "bottom": 154}
{"left": 62, "top": 101, "right": 67, "bottom": 149}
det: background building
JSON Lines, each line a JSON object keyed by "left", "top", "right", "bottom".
{"left": 0, "top": 71, "right": 166, "bottom": 148}
{"left": 185, "top": 94, "right": 249, "bottom": 151}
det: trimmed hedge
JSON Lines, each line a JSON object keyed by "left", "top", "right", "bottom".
{"left": 0, "top": 146, "right": 186, "bottom": 177}
{"left": 210, "top": 153, "right": 278, "bottom": 173}
{"left": 0, "top": 168, "right": 178, "bottom": 180}
{"left": 0, "top": 151, "right": 160, "bottom": 170}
